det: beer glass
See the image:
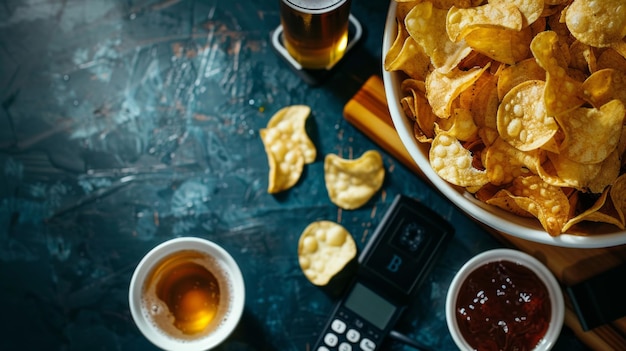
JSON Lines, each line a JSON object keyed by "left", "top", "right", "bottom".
{"left": 279, "top": 0, "right": 352, "bottom": 69}
{"left": 129, "top": 237, "right": 245, "bottom": 351}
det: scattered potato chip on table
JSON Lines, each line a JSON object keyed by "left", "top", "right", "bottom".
{"left": 297, "top": 221, "right": 357, "bottom": 286}
{"left": 324, "top": 150, "right": 386, "bottom": 210}
{"left": 260, "top": 105, "right": 316, "bottom": 194}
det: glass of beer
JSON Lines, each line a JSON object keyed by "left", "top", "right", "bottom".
{"left": 128, "top": 237, "right": 245, "bottom": 351}
{"left": 279, "top": 0, "right": 352, "bottom": 69}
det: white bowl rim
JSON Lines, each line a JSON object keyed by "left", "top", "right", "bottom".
{"left": 381, "top": 1, "right": 626, "bottom": 248}
{"left": 445, "top": 248, "right": 565, "bottom": 351}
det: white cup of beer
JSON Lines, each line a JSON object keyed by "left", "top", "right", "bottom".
{"left": 128, "top": 237, "right": 245, "bottom": 351}
{"left": 279, "top": 0, "right": 352, "bottom": 69}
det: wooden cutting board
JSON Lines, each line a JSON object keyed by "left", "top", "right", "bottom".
{"left": 344, "top": 75, "right": 626, "bottom": 350}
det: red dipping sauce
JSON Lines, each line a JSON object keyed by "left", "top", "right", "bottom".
{"left": 455, "top": 260, "right": 551, "bottom": 351}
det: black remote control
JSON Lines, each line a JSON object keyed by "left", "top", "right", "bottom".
{"left": 312, "top": 194, "right": 454, "bottom": 351}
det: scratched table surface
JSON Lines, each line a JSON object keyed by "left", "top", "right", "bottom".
{"left": 0, "top": 1, "right": 589, "bottom": 350}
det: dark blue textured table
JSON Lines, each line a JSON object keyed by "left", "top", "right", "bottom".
{"left": 0, "top": 0, "right": 589, "bottom": 350}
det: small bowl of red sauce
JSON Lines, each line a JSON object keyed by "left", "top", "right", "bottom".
{"left": 446, "top": 249, "right": 564, "bottom": 351}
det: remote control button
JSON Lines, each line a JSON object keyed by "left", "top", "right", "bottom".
{"left": 324, "top": 333, "right": 339, "bottom": 347}
{"left": 331, "top": 319, "right": 347, "bottom": 334}
{"left": 360, "top": 338, "right": 376, "bottom": 351}
{"left": 346, "top": 329, "right": 360, "bottom": 343}
{"left": 338, "top": 342, "right": 352, "bottom": 351}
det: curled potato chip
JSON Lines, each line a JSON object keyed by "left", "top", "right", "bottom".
{"left": 324, "top": 151, "right": 385, "bottom": 210}
{"left": 488, "top": 175, "right": 570, "bottom": 235}
{"left": 484, "top": 137, "right": 542, "bottom": 185}
{"left": 266, "top": 105, "right": 316, "bottom": 164}
{"left": 556, "top": 99, "right": 625, "bottom": 164}
{"left": 405, "top": 1, "right": 472, "bottom": 72}
{"left": 565, "top": 0, "right": 626, "bottom": 48}
{"left": 298, "top": 221, "right": 357, "bottom": 286}
{"left": 426, "top": 65, "right": 490, "bottom": 119}
{"left": 261, "top": 105, "right": 316, "bottom": 194}
{"left": 562, "top": 188, "right": 625, "bottom": 232}
{"left": 261, "top": 128, "right": 305, "bottom": 194}
{"left": 490, "top": 0, "right": 543, "bottom": 28}
{"left": 446, "top": 3, "right": 523, "bottom": 42}
{"left": 385, "top": 19, "right": 431, "bottom": 80}
{"left": 430, "top": 132, "right": 489, "bottom": 187}
{"left": 497, "top": 80, "right": 558, "bottom": 151}
{"left": 497, "top": 58, "right": 545, "bottom": 100}
{"left": 463, "top": 26, "right": 532, "bottom": 65}
{"left": 582, "top": 68, "right": 626, "bottom": 108}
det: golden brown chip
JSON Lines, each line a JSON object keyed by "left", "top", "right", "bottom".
{"left": 446, "top": 3, "right": 523, "bottom": 42}
{"left": 582, "top": 68, "right": 626, "bottom": 108}
{"left": 324, "top": 151, "right": 385, "bottom": 210}
{"left": 384, "top": 19, "right": 431, "bottom": 80}
{"left": 556, "top": 99, "right": 625, "bottom": 164}
{"left": 484, "top": 137, "right": 542, "bottom": 185}
{"left": 463, "top": 26, "right": 532, "bottom": 65}
{"left": 261, "top": 128, "right": 305, "bottom": 194}
{"left": 497, "top": 59, "right": 546, "bottom": 100}
{"left": 298, "top": 221, "right": 357, "bottom": 286}
{"left": 405, "top": 1, "right": 472, "bottom": 72}
{"left": 497, "top": 80, "right": 558, "bottom": 151}
{"left": 430, "top": 132, "right": 489, "bottom": 188}
{"left": 266, "top": 105, "right": 316, "bottom": 164}
{"left": 562, "top": 188, "right": 625, "bottom": 232}
{"left": 490, "top": 0, "right": 543, "bottom": 28}
{"left": 565, "top": 0, "right": 626, "bottom": 48}
{"left": 426, "top": 65, "right": 490, "bottom": 119}
{"left": 610, "top": 174, "right": 626, "bottom": 226}
{"left": 488, "top": 175, "right": 570, "bottom": 235}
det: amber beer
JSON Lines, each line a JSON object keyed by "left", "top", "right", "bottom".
{"left": 279, "top": 0, "right": 352, "bottom": 69}
{"left": 142, "top": 250, "right": 232, "bottom": 339}
{"left": 129, "top": 237, "right": 245, "bottom": 351}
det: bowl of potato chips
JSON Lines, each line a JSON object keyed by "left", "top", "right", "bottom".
{"left": 382, "top": 0, "right": 626, "bottom": 247}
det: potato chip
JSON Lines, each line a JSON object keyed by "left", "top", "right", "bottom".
{"left": 490, "top": 0, "right": 544, "bottom": 28}
{"left": 426, "top": 64, "right": 490, "bottom": 119}
{"left": 565, "top": 0, "right": 626, "bottom": 48}
{"left": 384, "top": 19, "right": 432, "bottom": 80}
{"left": 497, "top": 80, "right": 558, "bottom": 151}
{"left": 446, "top": 3, "right": 523, "bottom": 42}
{"left": 298, "top": 221, "right": 357, "bottom": 286}
{"left": 463, "top": 26, "right": 532, "bottom": 65}
{"left": 405, "top": 1, "right": 473, "bottom": 72}
{"left": 531, "top": 30, "right": 586, "bottom": 115}
{"left": 537, "top": 152, "right": 602, "bottom": 190}
{"left": 562, "top": 188, "right": 625, "bottom": 232}
{"left": 261, "top": 128, "right": 305, "bottom": 194}
{"left": 556, "top": 99, "right": 625, "bottom": 164}
{"left": 597, "top": 47, "right": 626, "bottom": 74}
{"left": 261, "top": 105, "right": 316, "bottom": 194}
{"left": 430, "top": 132, "right": 489, "bottom": 187}
{"left": 582, "top": 68, "right": 626, "bottom": 108}
{"left": 324, "top": 151, "right": 385, "bottom": 210}
{"left": 266, "top": 105, "right": 316, "bottom": 164}
{"left": 488, "top": 175, "right": 570, "bottom": 235}
{"left": 438, "top": 108, "right": 478, "bottom": 141}
{"left": 497, "top": 58, "right": 546, "bottom": 100}
{"left": 484, "top": 137, "right": 542, "bottom": 185}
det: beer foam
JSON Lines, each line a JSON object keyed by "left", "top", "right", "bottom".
{"left": 140, "top": 251, "right": 236, "bottom": 342}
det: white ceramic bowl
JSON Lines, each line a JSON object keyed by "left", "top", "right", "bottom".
{"left": 446, "top": 249, "right": 564, "bottom": 351}
{"left": 381, "top": 1, "right": 626, "bottom": 248}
